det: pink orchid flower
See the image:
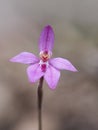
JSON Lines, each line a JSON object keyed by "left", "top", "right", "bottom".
{"left": 10, "top": 25, "right": 77, "bottom": 89}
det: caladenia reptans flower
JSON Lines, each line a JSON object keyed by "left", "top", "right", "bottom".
{"left": 10, "top": 25, "right": 77, "bottom": 89}
{"left": 10, "top": 25, "right": 77, "bottom": 130}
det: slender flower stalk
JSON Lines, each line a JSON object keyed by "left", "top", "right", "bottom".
{"left": 38, "top": 77, "right": 44, "bottom": 130}
{"left": 10, "top": 25, "right": 77, "bottom": 130}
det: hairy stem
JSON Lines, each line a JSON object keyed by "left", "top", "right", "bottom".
{"left": 37, "top": 76, "right": 44, "bottom": 130}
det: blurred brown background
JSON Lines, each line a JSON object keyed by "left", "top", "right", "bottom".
{"left": 1, "top": 0, "right": 98, "bottom": 130}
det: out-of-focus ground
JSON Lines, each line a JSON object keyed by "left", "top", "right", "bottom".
{"left": 1, "top": 0, "right": 98, "bottom": 130}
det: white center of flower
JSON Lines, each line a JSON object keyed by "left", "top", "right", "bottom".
{"left": 39, "top": 60, "right": 49, "bottom": 72}
{"left": 39, "top": 50, "right": 52, "bottom": 72}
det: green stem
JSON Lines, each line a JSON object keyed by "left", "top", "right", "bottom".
{"left": 38, "top": 76, "right": 44, "bottom": 130}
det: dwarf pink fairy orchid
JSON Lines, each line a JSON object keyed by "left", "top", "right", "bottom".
{"left": 10, "top": 25, "right": 77, "bottom": 89}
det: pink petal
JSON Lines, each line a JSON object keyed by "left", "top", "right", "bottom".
{"left": 27, "top": 63, "right": 44, "bottom": 82}
{"left": 44, "top": 66, "right": 60, "bottom": 89}
{"left": 50, "top": 58, "right": 77, "bottom": 72}
{"left": 39, "top": 25, "right": 54, "bottom": 52}
{"left": 10, "top": 52, "right": 39, "bottom": 64}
